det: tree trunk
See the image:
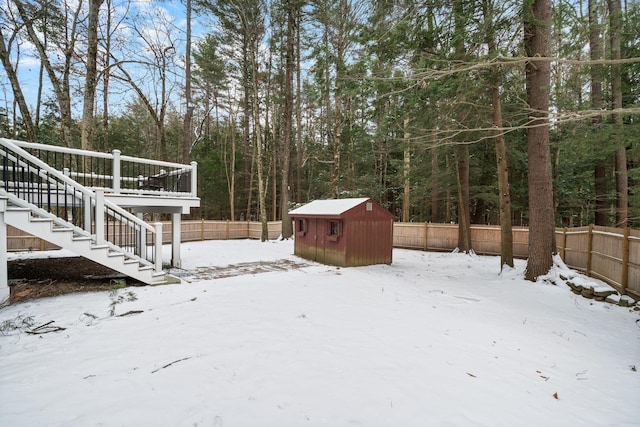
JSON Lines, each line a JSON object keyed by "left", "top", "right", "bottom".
{"left": 453, "top": 0, "right": 472, "bottom": 253}
{"left": 332, "top": 106, "right": 341, "bottom": 199}
{"left": 456, "top": 144, "right": 472, "bottom": 252}
{"left": 0, "top": 29, "right": 36, "bottom": 141}
{"left": 590, "top": 0, "right": 607, "bottom": 226}
{"left": 492, "top": 87, "right": 514, "bottom": 268}
{"left": 431, "top": 145, "right": 440, "bottom": 222}
{"left": 227, "top": 111, "right": 237, "bottom": 221}
{"left": 249, "top": 39, "right": 268, "bottom": 241}
{"left": 483, "top": 0, "right": 513, "bottom": 268}
{"left": 524, "top": 0, "right": 556, "bottom": 281}
{"left": 102, "top": 0, "right": 113, "bottom": 148}
{"left": 402, "top": 118, "right": 410, "bottom": 222}
{"left": 608, "top": 0, "right": 628, "bottom": 227}
{"left": 12, "top": 0, "right": 77, "bottom": 147}
{"left": 81, "top": 0, "right": 104, "bottom": 150}
{"left": 295, "top": 3, "right": 303, "bottom": 204}
{"left": 183, "top": 0, "right": 193, "bottom": 163}
{"left": 280, "top": 0, "right": 295, "bottom": 239}
{"left": 243, "top": 36, "right": 253, "bottom": 218}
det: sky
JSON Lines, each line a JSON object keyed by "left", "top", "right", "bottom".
{"left": 0, "top": 0, "right": 197, "bottom": 119}
{"left": 1, "top": 239, "right": 638, "bottom": 426}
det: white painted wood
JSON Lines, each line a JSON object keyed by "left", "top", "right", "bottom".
{"left": 0, "top": 138, "right": 193, "bottom": 286}
{"left": 4, "top": 207, "right": 167, "bottom": 285}
{"left": 154, "top": 223, "right": 163, "bottom": 273}
{"left": 171, "top": 212, "right": 181, "bottom": 268}
{"left": 0, "top": 198, "right": 9, "bottom": 302}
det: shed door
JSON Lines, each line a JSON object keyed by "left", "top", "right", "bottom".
{"left": 311, "top": 218, "right": 325, "bottom": 262}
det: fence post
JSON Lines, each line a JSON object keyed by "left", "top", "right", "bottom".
{"left": 621, "top": 227, "right": 630, "bottom": 294}
{"left": 424, "top": 222, "right": 429, "bottom": 251}
{"left": 201, "top": 218, "right": 205, "bottom": 241}
{"left": 561, "top": 227, "right": 567, "bottom": 260}
{"left": 226, "top": 220, "right": 230, "bottom": 240}
{"left": 112, "top": 149, "right": 121, "bottom": 193}
{"left": 586, "top": 224, "right": 594, "bottom": 277}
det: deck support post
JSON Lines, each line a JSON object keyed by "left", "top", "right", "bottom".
{"left": 171, "top": 212, "right": 181, "bottom": 268}
{"left": 154, "top": 222, "right": 163, "bottom": 273}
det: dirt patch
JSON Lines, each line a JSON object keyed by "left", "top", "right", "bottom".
{"left": 7, "top": 257, "right": 144, "bottom": 304}
{"left": 6, "top": 257, "right": 311, "bottom": 304}
{"left": 176, "top": 259, "right": 311, "bottom": 282}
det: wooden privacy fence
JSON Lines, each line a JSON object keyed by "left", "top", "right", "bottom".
{"left": 7, "top": 220, "right": 638, "bottom": 299}
{"left": 394, "top": 222, "right": 638, "bottom": 299}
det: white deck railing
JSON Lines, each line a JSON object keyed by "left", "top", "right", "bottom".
{"left": 0, "top": 138, "right": 164, "bottom": 272}
{"left": 3, "top": 138, "right": 197, "bottom": 198}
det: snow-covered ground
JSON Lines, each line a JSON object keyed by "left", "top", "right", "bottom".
{"left": 1, "top": 239, "right": 639, "bottom": 426}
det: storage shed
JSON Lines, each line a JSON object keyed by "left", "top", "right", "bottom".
{"left": 289, "top": 197, "right": 394, "bottom": 267}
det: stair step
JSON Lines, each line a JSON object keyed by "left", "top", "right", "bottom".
{"left": 4, "top": 195, "right": 168, "bottom": 286}
{"left": 108, "top": 251, "right": 125, "bottom": 258}
{"left": 30, "top": 217, "right": 54, "bottom": 223}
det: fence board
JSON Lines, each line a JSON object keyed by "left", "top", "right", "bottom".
{"left": 7, "top": 226, "right": 59, "bottom": 251}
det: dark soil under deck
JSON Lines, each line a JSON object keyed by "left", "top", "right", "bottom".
{"left": 7, "top": 257, "right": 144, "bottom": 303}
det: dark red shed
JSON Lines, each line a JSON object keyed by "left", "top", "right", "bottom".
{"left": 289, "top": 198, "right": 394, "bottom": 267}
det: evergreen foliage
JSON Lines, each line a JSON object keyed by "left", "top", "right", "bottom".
{"left": 0, "top": 0, "right": 638, "bottom": 230}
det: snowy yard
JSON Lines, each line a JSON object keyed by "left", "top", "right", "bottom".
{"left": 1, "top": 239, "right": 639, "bottom": 426}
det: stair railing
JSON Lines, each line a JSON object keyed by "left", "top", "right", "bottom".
{"left": 0, "top": 138, "right": 163, "bottom": 272}
{"left": 3, "top": 138, "right": 197, "bottom": 197}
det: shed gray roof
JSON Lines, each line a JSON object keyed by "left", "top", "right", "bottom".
{"left": 288, "top": 198, "right": 370, "bottom": 216}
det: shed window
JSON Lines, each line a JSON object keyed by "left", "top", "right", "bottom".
{"left": 297, "top": 219, "right": 307, "bottom": 235}
{"left": 328, "top": 220, "right": 340, "bottom": 239}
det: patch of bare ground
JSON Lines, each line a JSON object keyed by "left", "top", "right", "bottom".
{"left": 6, "top": 257, "right": 311, "bottom": 304}
{"left": 176, "top": 259, "right": 311, "bottom": 282}
{"left": 7, "top": 257, "right": 144, "bottom": 304}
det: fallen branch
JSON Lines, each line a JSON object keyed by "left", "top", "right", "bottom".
{"left": 32, "top": 321, "right": 55, "bottom": 331}
{"left": 117, "top": 310, "right": 144, "bottom": 317}
{"left": 26, "top": 321, "right": 66, "bottom": 335}
{"left": 151, "top": 357, "right": 192, "bottom": 374}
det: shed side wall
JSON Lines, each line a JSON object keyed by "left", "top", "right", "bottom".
{"left": 343, "top": 203, "right": 393, "bottom": 266}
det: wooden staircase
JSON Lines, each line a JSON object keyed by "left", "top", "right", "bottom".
{"left": 1, "top": 138, "right": 199, "bottom": 301}
{"left": 2, "top": 197, "right": 168, "bottom": 285}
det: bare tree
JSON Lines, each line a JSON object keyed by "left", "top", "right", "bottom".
{"left": 483, "top": 0, "right": 513, "bottom": 268}
{"left": 0, "top": 24, "right": 36, "bottom": 141}
{"left": 81, "top": 0, "right": 104, "bottom": 150}
{"left": 183, "top": 0, "right": 193, "bottom": 163}
{"left": 110, "top": 7, "right": 180, "bottom": 159}
{"left": 11, "top": 0, "right": 82, "bottom": 147}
